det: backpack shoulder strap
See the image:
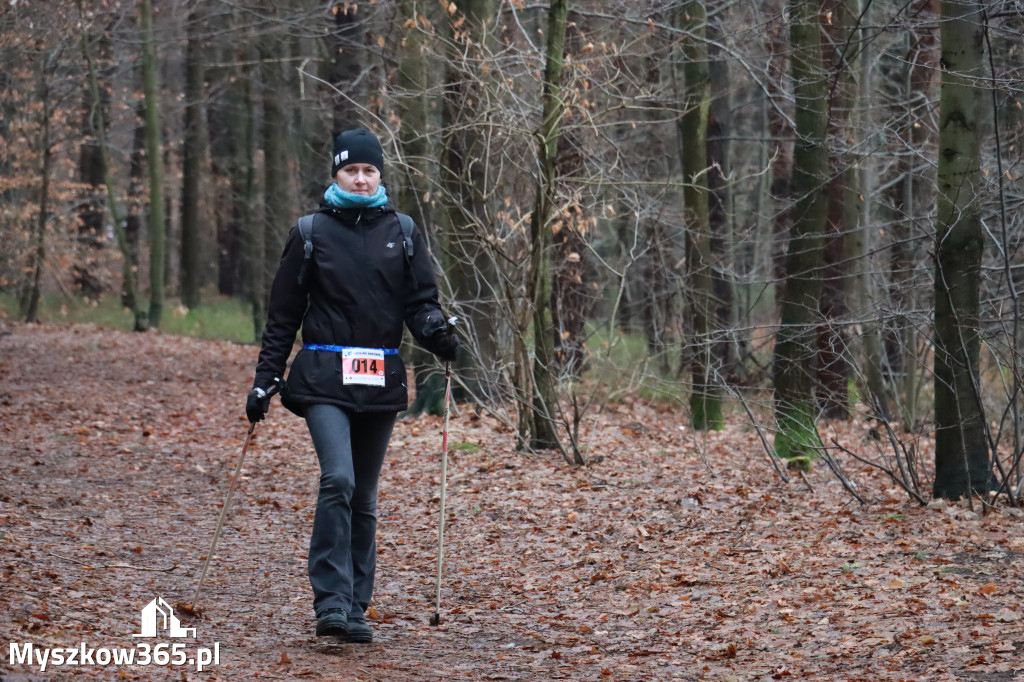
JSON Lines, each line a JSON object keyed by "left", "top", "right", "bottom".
{"left": 296, "top": 213, "right": 316, "bottom": 286}
{"left": 395, "top": 213, "right": 419, "bottom": 291}
{"left": 396, "top": 212, "right": 415, "bottom": 258}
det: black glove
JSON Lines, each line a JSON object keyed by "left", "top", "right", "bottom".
{"left": 433, "top": 332, "right": 460, "bottom": 363}
{"left": 246, "top": 387, "right": 271, "bottom": 423}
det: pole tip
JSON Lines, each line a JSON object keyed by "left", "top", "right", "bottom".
{"left": 430, "top": 613, "right": 440, "bottom": 626}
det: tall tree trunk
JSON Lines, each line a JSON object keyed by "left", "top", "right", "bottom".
{"left": 291, "top": 29, "right": 324, "bottom": 206}
{"left": 237, "top": 54, "right": 263, "bottom": 342}
{"left": 933, "top": 0, "right": 994, "bottom": 499}
{"left": 22, "top": 54, "right": 55, "bottom": 323}
{"left": 816, "top": 0, "right": 858, "bottom": 419}
{"left": 529, "top": 0, "right": 570, "bottom": 454}
{"left": 75, "top": 25, "right": 110, "bottom": 298}
{"left": 678, "top": 0, "right": 723, "bottom": 430}
{"left": 329, "top": 3, "right": 362, "bottom": 132}
{"left": 764, "top": 1, "right": 794, "bottom": 293}
{"left": 439, "top": 0, "right": 502, "bottom": 407}
{"left": 551, "top": 192, "right": 588, "bottom": 378}
{"left": 401, "top": 0, "right": 446, "bottom": 416}
{"left": 209, "top": 12, "right": 244, "bottom": 298}
{"left": 550, "top": 23, "right": 589, "bottom": 381}
{"left": 79, "top": 1, "right": 145, "bottom": 330}
{"left": 848, "top": 0, "right": 892, "bottom": 420}
{"left": 125, "top": 104, "right": 148, "bottom": 330}
{"left": 141, "top": 0, "right": 166, "bottom": 328}
{"left": 890, "top": 1, "right": 939, "bottom": 428}
{"left": 180, "top": 1, "right": 207, "bottom": 310}
{"left": 707, "top": 16, "right": 738, "bottom": 382}
{"left": 261, "top": 28, "right": 290, "bottom": 314}
{"left": 772, "top": 0, "right": 829, "bottom": 460}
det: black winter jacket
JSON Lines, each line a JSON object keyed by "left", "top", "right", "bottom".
{"left": 252, "top": 202, "right": 450, "bottom": 415}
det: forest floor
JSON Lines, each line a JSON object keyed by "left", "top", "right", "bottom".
{"left": 0, "top": 323, "right": 1022, "bottom": 681}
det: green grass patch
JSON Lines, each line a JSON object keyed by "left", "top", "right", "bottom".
{"left": 583, "top": 326, "right": 690, "bottom": 407}
{"left": 0, "top": 292, "right": 257, "bottom": 343}
{"left": 161, "top": 298, "right": 256, "bottom": 343}
{"left": 449, "top": 441, "right": 480, "bottom": 453}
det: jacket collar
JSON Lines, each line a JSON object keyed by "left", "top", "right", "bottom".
{"left": 318, "top": 201, "right": 395, "bottom": 224}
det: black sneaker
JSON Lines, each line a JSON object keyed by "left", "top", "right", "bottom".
{"left": 315, "top": 609, "right": 348, "bottom": 637}
{"left": 344, "top": 618, "right": 372, "bottom": 643}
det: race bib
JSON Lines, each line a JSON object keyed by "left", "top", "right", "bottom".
{"left": 341, "top": 348, "right": 386, "bottom": 387}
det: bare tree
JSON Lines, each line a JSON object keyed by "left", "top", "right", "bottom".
{"left": 932, "top": 0, "right": 994, "bottom": 499}
{"left": 180, "top": 0, "right": 208, "bottom": 311}
{"left": 140, "top": 0, "right": 167, "bottom": 328}
{"left": 677, "top": 0, "right": 723, "bottom": 430}
{"left": 529, "top": 0, "right": 571, "bottom": 453}
{"left": 772, "top": 0, "right": 830, "bottom": 461}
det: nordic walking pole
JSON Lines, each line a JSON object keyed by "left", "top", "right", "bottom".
{"left": 190, "top": 378, "right": 280, "bottom": 612}
{"left": 431, "top": 317, "right": 458, "bottom": 626}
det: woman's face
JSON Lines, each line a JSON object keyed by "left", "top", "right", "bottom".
{"left": 334, "top": 163, "right": 381, "bottom": 196}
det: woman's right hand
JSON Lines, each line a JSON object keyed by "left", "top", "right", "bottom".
{"left": 246, "top": 387, "right": 270, "bottom": 423}
{"left": 433, "top": 332, "right": 460, "bottom": 362}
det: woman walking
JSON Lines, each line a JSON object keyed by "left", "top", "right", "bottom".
{"left": 246, "top": 128, "right": 459, "bottom": 642}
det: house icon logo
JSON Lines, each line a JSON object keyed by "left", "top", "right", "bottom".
{"left": 133, "top": 597, "right": 196, "bottom": 638}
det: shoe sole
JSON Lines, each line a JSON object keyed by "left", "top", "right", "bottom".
{"left": 316, "top": 614, "right": 349, "bottom": 638}
{"left": 343, "top": 622, "right": 372, "bottom": 643}
{"left": 316, "top": 624, "right": 348, "bottom": 637}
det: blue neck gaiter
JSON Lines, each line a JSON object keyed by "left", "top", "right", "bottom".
{"left": 324, "top": 183, "right": 389, "bottom": 209}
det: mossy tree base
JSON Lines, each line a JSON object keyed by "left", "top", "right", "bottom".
{"left": 774, "top": 408, "right": 822, "bottom": 462}
{"left": 691, "top": 394, "right": 724, "bottom": 431}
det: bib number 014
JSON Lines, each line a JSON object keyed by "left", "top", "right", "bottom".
{"left": 341, "top": 348, "right": 386, "bottom": 387}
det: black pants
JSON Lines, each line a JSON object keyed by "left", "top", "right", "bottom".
{"left": 305, "top": 404, "right": 396, "bottom": 619}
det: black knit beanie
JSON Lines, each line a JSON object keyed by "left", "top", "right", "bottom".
{"left": 332, "top": 128, "right": 384, "bottom": 176}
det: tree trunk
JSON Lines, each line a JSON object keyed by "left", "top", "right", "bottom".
{"left": 551, "top": 192, "right": 588, "bottom": 378}
{"left": 180, "top": 1, "right": 207, "bottom": 311}
{"left": 529, "top": 0, "right": 570, "bottom": 454}
{"left": 438, "top": 0, "right": 503, "bottom": 407}
{"left": 933, "top": 0, "right": 994, "bottom": 499}
{"left": 22, "top": 54, "right": 54, "bottom": 324}
{"left": 889, "top": 1, "right": 939, "bottom": 429}
{"left": 816, "top": 0, "right": 859, "bottom": 420}
{"left": 772, "top": 0, "right": 829, "bottom": 460}
{"left": 235, "top": 45, "right": 263, "bottom": 341}
{"left": 678, "top": 0, "right": 723, "bottom": 430}
{"left": 550, "top": 23, "right": 589, "bottom": 381}
{"left": 400, "top": 0, "right": 445, "bottom": 417}
{"left": 75, "top": 24, "right": 110, "bottom": 298}
{"left": 140, "top": 0, "right": 166, "bottom": 329}
{"left": 764, "top": 1, "right": 794, "bottom": 295}
{"left": 208, "top": 11, "right": 244, "bottom": 298}
{"left": 328, "top": 2, "right": 363, "bottom": 133}
{"left": 848, "top": 0, "right": 892, "bottom": 420}
{"left": 73, "top": 21, "right": 112, "bottom": 296}
{"left": 125, "top": 104, "right": 148, "bottom": 331}
{"left": 79, "top": 1, "right": 145, "bottom": 329}
{"left": 707, "top": 16, "right": 739, "bottom": 383}
{"left": 261, "top": 29, "right": 291, "bottom": 315}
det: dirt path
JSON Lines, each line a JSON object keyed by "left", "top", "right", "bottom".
{"left": 1, "top": 324, "right": 1022, "bottom": 680}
